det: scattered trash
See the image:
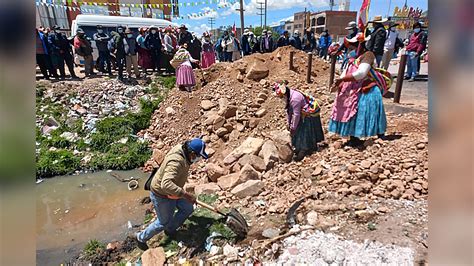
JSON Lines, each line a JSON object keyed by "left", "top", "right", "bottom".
{"left": 287, "top": 197, "right": 307, "bottom": 227}
{"left": 64, "top": 209, "right": 70, "bottom": 214}
{"left": 36, "top": 179, "right": 44, "bottom": 184}
{"left": 254, "top": 200, "right": 266, "bottom": 207}
{"left": 127, "top": 180, "right": 139, "bottom": 190}
{"left": 127, "top": 221, "right": 132, "bottom": 229}
{"left": 205, "top": 232, "right": 223, "bottom": 252}
{"left": 106, "top": 170, "right": 112, "bottom": 173}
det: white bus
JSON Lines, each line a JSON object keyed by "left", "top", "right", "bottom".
{"left": 71, "top": 14, "right": 178, "bottom": 65}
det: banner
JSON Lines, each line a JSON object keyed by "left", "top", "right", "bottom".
{"left": 358, "top": 0, "right": 371, "bottom": 32}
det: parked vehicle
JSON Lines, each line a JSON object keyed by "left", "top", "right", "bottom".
{"left": 71, "top": 14, "right": 177, "bottom": 65}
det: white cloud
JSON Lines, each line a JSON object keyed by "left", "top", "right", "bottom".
{"left": 190, "top": 24, "right": 211, "bottom": 35}
{"left": 222, "top": 0, "right": 329, "bottom": 17}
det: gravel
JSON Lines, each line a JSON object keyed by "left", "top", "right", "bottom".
{"left": 274, "top": 230, "right": 414, "bottom": 265}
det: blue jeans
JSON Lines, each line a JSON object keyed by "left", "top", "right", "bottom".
{"left": 405, "top": 51, "right": 419, "bottom": 78}
{"left": 375, "top": 54, "right": 383, "bottom": 67}
{"left": 319, "top": 47, "right": 328, "bottom": 59}
{"left": 137, "top": 192, "right": 194, "bottom": 243}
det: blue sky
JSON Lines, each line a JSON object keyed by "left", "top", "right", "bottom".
{"left": 174, "top": 0, "right": 428, "bottom": 34}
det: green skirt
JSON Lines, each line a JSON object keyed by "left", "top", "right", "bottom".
{"left": 292, "top": 115, "right": 325, "bottom": 153}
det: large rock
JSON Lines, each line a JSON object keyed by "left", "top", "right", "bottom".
{"left": 218, "top": 105, "right": 238, "bottom": 119}
{"left": 142, "top": 247, "right": 166, "bottom": 266}
{"left": 194, "top": 183, "right": 221, "bottom": 195}
{"left": 201, "top": 100, "right": 216, "bottom": 111}
{"left": 275, "top": 143, "right": 293, "bottom": 163}
{"left": 231, "top": 180, "right": 263, "bottom": 198}
{"left": 223, "top": 137, "right": 265, "bottom": 165}
{"left": 238, "top": 154, "right": 266, "bottom": 172}
{"left": 239, "top": 164, "right": 260, "bottom": 181}
{"left": 215, "top": 127, "right": 229, "bottom": 137}
{"left": 217, "top": 173, "right": 241, "bottom": 190}
{"left": 205, "top": 163, "right": 226, "bottom": 182}
{"left": 258, "top": 140, "right": 280, "bottom": 170}
{"left": 246, "top": 62, "right": 269, "bottom": 81}
{"left": 269, "top": 130, "right": 291, "bottom": 145}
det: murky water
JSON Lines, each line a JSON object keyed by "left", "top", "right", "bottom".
{"left": 36, "top": 170, "right": 149, "bottom": 266}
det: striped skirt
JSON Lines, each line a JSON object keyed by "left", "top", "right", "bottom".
{"left": 176, "top": 64, "right": 196, "bottom": 87}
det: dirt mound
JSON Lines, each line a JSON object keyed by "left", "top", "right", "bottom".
{"left": 139, "top": 47, "right": 428, "bottom": 206}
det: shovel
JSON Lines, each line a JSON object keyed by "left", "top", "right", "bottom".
{"left": 196, "top": 199, "right": 249, "bottom": 238}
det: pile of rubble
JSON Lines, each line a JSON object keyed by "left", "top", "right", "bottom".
{"left": 140, "top": 46, "right": 428, "bottom": 205}
{"left": 136, "top": 46, "right": 428, "bottom": 263}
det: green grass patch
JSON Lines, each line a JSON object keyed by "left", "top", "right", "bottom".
{"left": 157, "top": 76, "right": 176, "bottom": 90}
{"left": 83, "top": 239, "right": 105, "bottom": 258}
{"left": 89, "top": 141, "right": 151, "bottom": 170}
{"left": 197, "top": 194, "right": 218, "bottom": 204}
{"left": 144, "top": 213, "right": 153, "bottom": 224}
{"left": 209, "top": 222, "right": 236, "bottom": 240}
{"left": 36, "top": 149, "right": 81, "bottom": 177}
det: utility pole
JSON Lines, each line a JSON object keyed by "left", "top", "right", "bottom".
{"left": 264, "top": 0, "right": 267, "bottom": 29}
{"left": 236, "top": 0, "right": 245, "bottom": 37}
{"left": 387, "top": 0, "right": 392, "bottom": 18}
{"left": 208, "top": 17, "right": 215, "bottom": 41}
{"left": 257, "top": 2, "right": 264, "bottom": 29}
{"left": 303, "top": 7, "right": 307, "bottom": 30}
{"left": 329, "top": 0, "right": 335, "bottom": 11}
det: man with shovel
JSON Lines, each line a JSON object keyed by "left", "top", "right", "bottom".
{"left": 136, "top": 138, "right": 209, "bottom": 251}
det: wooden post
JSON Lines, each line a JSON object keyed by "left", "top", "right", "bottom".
{"left": 328, "top": 54, "right": 336, "bottom": 88}
{"left": 306, "top": 52, "right": 313, "bottom": 83}
{"left": 394, "top": 53, "right": 408, "bottom": 103}
{"left": 289, "top": 51, "right": 295, "bottom": 70}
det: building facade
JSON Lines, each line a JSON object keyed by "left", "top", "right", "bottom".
{"left": 293, "top": 11, "right": 310, "bottom": 32}
{"left": 310, "top": 10, "right": 357, "bottom": 39}
{"left": 284, "top": 21, "right": 294, "bottom": 34}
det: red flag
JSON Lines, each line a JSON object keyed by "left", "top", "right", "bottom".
{"left": 232, "top": 22, "right": 237, "bottom": 36}
{"left": 358, "top": 0, "right": 371, "bottom": 32}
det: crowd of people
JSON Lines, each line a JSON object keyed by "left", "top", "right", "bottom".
{"left": 36, "top": 16, "right": 427, "bottom": 89}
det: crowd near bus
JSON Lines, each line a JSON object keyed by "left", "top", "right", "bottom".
{"left": 36, "top": 15, "right": 428, "bottom": 88}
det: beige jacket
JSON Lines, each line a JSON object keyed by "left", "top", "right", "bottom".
{"left": 151, "top": 144, "right": 190, "bottom": 198}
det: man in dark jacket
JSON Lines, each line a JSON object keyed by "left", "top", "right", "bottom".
{"left": 334, "top": 21, "right": 358, "bottom": 56}
{"left": 93, "top": 25, "right": 112, "bottom": 75}
{"left": 110, "top": 25, "right": 126, "bottom": 80}
{"left": 36, "top": 28, "right": 58, "bottom": 80}
{"left": 145, "top": 25, "right": 163, "bottom": 73}
{"left": 289, "top": 30, "right": 302, "bottom": 50}
{"left": 302, "top": 29, "right": 315, "bottom": 52}
{"left": 260, "top": 30, "right": 274, "bottom": 53}
{"left": 177, "top": 24, "right": 193, "bottom": 48}
{"left": 366, "top": 15, "right": 387, "bottom": 67}
{"left": 48, "top": 25, "right": 77, "bottom": 79}
{"left": 188, "top": 33, "right": 202, "bottom": 69}
{"left": 276, "top": 30, "right": 290, "bottom": 48}
{"left": 241, "top": 29, "right": 251, "bottom": 56}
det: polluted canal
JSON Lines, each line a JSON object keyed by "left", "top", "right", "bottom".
{"left": 36, "top": 169, "right": 149, "bottom": 265}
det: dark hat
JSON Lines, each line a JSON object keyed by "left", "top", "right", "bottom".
{"left": 179, "top": 24, "right": 188, "bottom": 30}
{"left": 76, "top": 28, "right": 85, "bottom": 34}
{"left": 413, "top": 21, "right": 425, "bottom": 29}
{"left": 117, "top": 25, "right": 125, "bottom": 29}
{"left": 188, "top": 138, "right": 209, "bottom": 159}
{"left": 283, "top": 30, "right": 289, "bottom": 34}
{"left": 52, "top": 25, "right": 61, "bottom": 30}
{"left": 96, "top": 25, "right": 103, "bottom": 29}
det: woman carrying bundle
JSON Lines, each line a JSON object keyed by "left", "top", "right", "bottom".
{"left": 273, "top": 81, "right": 325, "bottom": 161}
{"left": 329, "top": 32, "right": 388, "bottom": 147}
{"left": 174, "top": 39, "right": 199, "bottom": 92}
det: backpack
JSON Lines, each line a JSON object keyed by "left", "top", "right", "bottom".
{"left": 299, "top": 91, "right": 321, "bottom": 117}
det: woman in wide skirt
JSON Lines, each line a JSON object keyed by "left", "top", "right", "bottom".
{"left": 175, "top": 40, "right": 198, "bottom": 92}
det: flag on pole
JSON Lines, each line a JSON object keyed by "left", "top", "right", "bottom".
{"left": 358, "top": 0, "right": 371, "bottom": 32}
{"left": 232, "top": 22, "right": 236, "bottom": 36}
